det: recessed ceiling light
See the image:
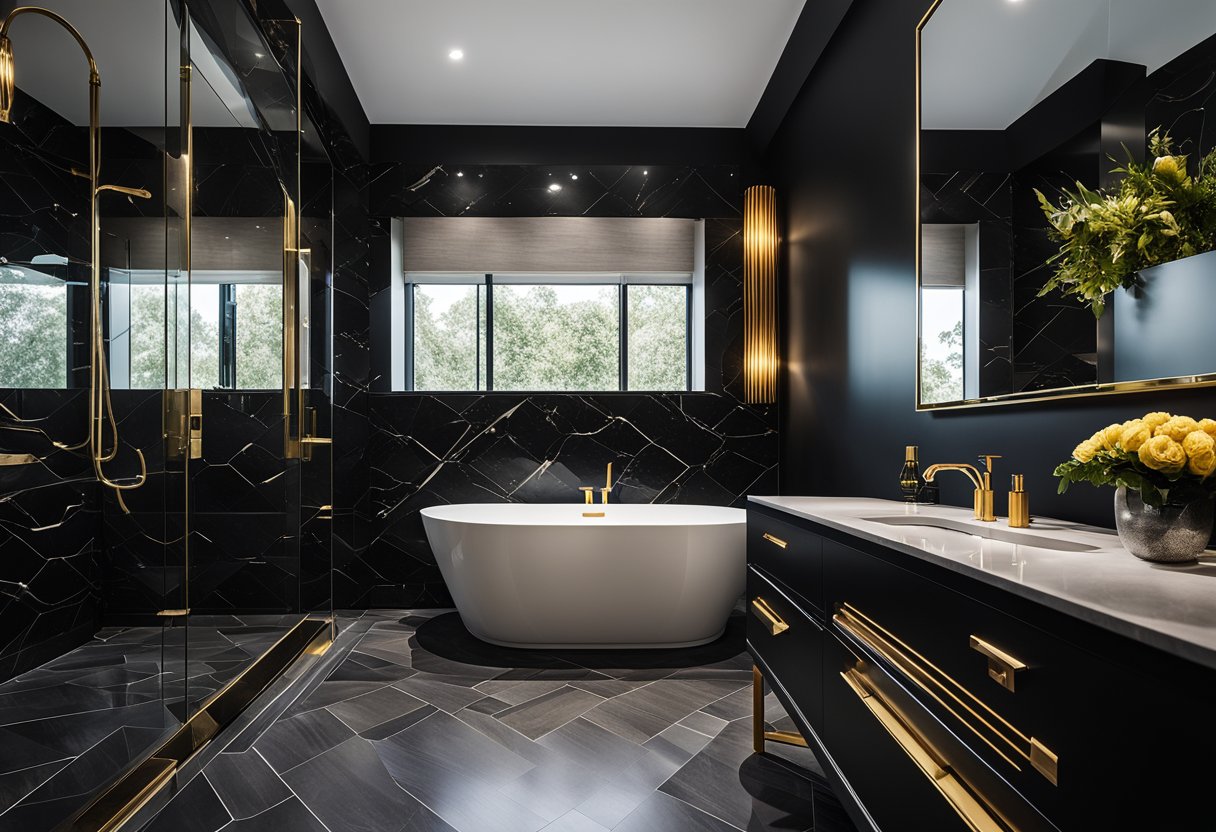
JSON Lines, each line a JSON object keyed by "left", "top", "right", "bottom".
{"left": 254, "top": 52, "right": 264, "bottom": 59}
{"left": 548, "top": 183, "right": 562, "bottom": 192}
{"left": 570, "top": 174, "right": 578, "bottom": 180}
{"left": 456, "top": 171, "right": 464, "bottom": 177}
{"left": 642, "top": 169, "right": 649, "bottom": 175}
{"left": 449, "top": 48, "right": 464, "bottom": 61}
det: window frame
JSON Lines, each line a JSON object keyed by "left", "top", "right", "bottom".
{"left": 405, "top": 272, "right": 693, "bottom": 394}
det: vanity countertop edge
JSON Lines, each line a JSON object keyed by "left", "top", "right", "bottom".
{"left": 748, "top": 495, "right": 1216, "bottom": 672}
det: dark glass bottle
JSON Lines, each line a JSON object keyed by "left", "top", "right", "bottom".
{"left": 899, "top": 445, "right": 923, "bottom": 502}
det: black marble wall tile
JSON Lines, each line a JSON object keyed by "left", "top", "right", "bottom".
{"left": 1010, "top": 134, "right": 1100, "bottom": 392}
{"left": 1144, "top": 32, "right": 1216, "bottom": 162}
{"left": 0, "top": 389, "right": 100, "bottom": 682}
{"left": 343, "top": 161, "right": 775, "bottom": 609}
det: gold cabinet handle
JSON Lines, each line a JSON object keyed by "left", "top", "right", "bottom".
{"left": 841, "top": 669, "right": 1005, "bottom": 832}
{"left": 969, "top": 636, "right": 1027, "bottom": 693}
{"left": 836, "top": 604, "right": 1058, "bottom": 786}
{"left": 762, "top": 532, "right": 788, "bottom": 549}
{"left": 750, "top": 597, "right": 789, "bottom": 636}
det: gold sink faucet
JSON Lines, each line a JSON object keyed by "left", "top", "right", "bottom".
{"left": 579, "top": 462, "right": 615, "bottom": 504}
{"left": 923, "top": 454, "right": 1000, "bottom": 522}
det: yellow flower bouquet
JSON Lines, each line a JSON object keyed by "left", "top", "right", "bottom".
{"left": 1055, "top": 412, "right": 1216, "bottom": 507}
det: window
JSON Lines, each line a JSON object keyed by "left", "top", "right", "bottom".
{"left": 407, "top": 275, "right": 691, "bottom": 392}
{"left": 0, "top": 265, "right": 68, "bottom": 388}
{"left": 111, "top": 271, "right": 282, "bottom": 390}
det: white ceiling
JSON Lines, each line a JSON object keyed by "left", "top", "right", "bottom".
{"left": 314, "top": 0, "right": 807, "bottom": 127}
{"left": 922, "top": 0, "right": 1216, "bottom": 131}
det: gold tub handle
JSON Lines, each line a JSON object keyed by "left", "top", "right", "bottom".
{"left": 841, "top": 669, "right": 1007, "bottom": 832}
{"left": 750, "top": 597, "right": 789, "bottom": 636}
{"left": 761, "top": 532, "right": 787, "bottom": 549}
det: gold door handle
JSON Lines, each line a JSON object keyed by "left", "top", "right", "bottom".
{"left": 0, "top": 453, "right": 37, "bottom": 466}
{"left": 969, "top": 636, "right": 1027, "bottom": 693}
{"left": 750, "top": 597, "right": 789, "bottom": 636}
{"left": 841, "top": 669, "right": 1006, "bottom": 832}
{"left": 762, "top": 532, "right": 788, "bottom": 549}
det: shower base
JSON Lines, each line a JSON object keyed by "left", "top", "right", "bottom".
{"left": 0, "top": 614, "right": 305, "bottom": 831}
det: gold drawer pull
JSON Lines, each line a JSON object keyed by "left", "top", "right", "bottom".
{"left": 969, "top": 636, "right": 1027, "bottom": 693}
{"left": 751, "top": 597, "right": 789, "bottom": 636}
{"left": 836, "top": 603, "right": 1059, "bottom": 786}
{"left": 841, "top": 669, "right": 1006, "bottom": 832}
{"left": 761, "top": 532, "right": 788, "bottom": 549}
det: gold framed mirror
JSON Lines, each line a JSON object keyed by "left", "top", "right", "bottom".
{"left": 916, "top": 0, "right": 1216, "bottom": 410}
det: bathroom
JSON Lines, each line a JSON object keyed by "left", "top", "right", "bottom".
{"left": 0, "top": 0, "right": 1213, "bottom": 829}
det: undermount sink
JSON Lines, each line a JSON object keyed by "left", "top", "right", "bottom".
{"left": 861, "top": 515, "right": 1100, "bottom": 552}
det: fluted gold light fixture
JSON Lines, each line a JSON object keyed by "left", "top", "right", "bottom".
{"left": 743, "top": 184, "right": 778, "bottom": 404}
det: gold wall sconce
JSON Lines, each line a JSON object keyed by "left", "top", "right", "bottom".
{"left": 743, "top": 184, "right": 778, "bottom": 404}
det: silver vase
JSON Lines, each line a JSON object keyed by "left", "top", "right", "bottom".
{"left": 1114, "top": 486, "right": 1214, "bottom": 563}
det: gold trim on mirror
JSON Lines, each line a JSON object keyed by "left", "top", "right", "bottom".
{"left": 913, "top": 0, "right": 1216, "bottom": 410}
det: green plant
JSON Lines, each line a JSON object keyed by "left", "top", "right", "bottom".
{"left": 1035, "top": 129, "right": 1216, "bottom": 317}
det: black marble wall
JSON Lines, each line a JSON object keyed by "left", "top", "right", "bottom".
{"left": 0, "top": 86, "right": 100, "bottom": 679}
{"left": 336, "top": 162, "right": 776, "bottom": 608}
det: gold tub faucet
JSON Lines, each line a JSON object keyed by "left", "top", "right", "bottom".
{"left": 923, "top": 454, "right": 1000, "bottom": 522}
{"left": 579, "top": 462, "right": 615, "bottom": 504}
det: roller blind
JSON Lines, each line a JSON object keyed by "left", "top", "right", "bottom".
{"left": 401, "top": 217, "right": 695, "bottom": 274}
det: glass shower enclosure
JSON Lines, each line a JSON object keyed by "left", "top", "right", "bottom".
{"left": 0, "top": 0, "right": 332, "bottom": 828}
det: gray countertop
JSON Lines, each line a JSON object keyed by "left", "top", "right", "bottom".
{"left": 749, "top": 496, "right": 1216, "bottom": 672}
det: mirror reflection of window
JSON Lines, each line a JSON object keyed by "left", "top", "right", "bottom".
{"left": 920, "top": 287, "right": 964, "bottom": 405}
{"left": 919, "top": 223, "right": 973, "bottom": 405}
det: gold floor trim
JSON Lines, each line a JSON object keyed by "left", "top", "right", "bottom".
{"left": 55, "top": 617, "right": 332, "bottom": 832}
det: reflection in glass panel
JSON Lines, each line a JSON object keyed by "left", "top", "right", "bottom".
{"left": 235, "top": 283, "right": 283, "bottom": 389}
{"left": 0, "top": 273, "right": 67, "bottom": 388}
{"left": 190, "top": 283, "right": 220, "bottom": 389}
{"left": 627, "top": 284, "right": 687, "bottom": 391}
{"left": 494, "top": 284, "right": 618, "bottom": 391}
{"left": 129, "top": 284, "right": 167, "bottom": 389}
{"left": 413, "top": 283, "right": 486, "bottom": 391}
{"left": 920, "top": 287, "right": 964, "bottom": 405}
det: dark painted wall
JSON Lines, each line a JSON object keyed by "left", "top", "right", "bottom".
{"left": 769, "top": 0, "right": 1216, "bottom": 529}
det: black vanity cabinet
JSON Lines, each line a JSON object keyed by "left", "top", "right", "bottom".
{"left": 746, "top": 502, "right": 1216, "bottom": 832}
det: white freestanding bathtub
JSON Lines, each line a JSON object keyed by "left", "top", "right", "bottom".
{"left": 420, "top": 503, "right": 746, "bottom": 649}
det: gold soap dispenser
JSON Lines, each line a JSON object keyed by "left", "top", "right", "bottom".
{"left": 1008, "top": 474, "right": 1030, "bottom": 528}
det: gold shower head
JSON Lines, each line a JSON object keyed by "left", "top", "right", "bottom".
{"left": 0, "top": 35, "right": 14, "bottom": 124}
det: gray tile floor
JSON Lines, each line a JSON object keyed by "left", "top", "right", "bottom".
{"left": 0, "top": 614, "right": 301, "bottom": 831}
{"left": 141, "top": 610, "right": 856, "bottom": 832}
